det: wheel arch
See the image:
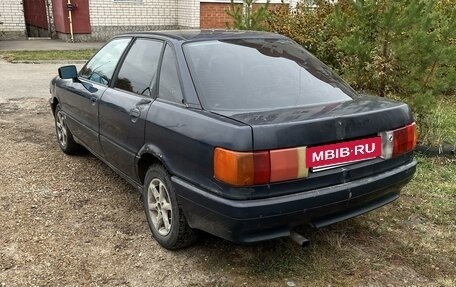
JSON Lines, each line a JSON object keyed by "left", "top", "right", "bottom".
{"left": 136, "top": 145, "right": 172, "bottom": 185}
{"left": 50, "top": 97, "right": 59, "bottom": 116}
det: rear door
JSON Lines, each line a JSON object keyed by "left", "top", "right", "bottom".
{"left": 58, "top": 37, "right": 131, "bottom": 155}
{"left": 99, "top": 38, "right": 164, "bottom": 180}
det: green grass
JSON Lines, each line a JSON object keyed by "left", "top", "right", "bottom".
{"left": 0, "top": 49, "right": 97, "bottom": 62}
{"left": 197, "top": 156, "right": 456, "bottom": 286}
{"left": 416, "top": 97, "right": 456, "bottom": 146}
{"left": 439, "top": 98, "right": 456, "bottom": 144}
{"left": 417, "top": 95, "right": 456, "bottom": 147}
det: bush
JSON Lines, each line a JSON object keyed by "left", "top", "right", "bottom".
{"left": 269, "top": 1, "right": 342, "bottom": 73}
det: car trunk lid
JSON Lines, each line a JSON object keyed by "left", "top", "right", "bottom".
{"left": 214, "top": 96, "right": 414, "bottom": 150}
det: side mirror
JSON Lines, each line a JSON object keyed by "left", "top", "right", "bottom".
{"left": 58, "top": 65, "right": 78, "bottom": 80}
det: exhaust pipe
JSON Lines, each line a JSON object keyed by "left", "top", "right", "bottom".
{"left": 290, "top": 230, "right": 310, "bottom": 247}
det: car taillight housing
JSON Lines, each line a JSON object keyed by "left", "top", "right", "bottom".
{"left": 380, "top": 122, "right": 417, "bottom": 159}
{"left": 214, "top": 147, "right": 308, "bottom": 187}
{"left": 214, "top": 122, "right": 416, "bottom": 187}
{"left": 213, "top": 148, "right": 270, "bottom": 186}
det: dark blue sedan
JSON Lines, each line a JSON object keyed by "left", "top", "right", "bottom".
{"left": 50, "top": 30, "right": 417, "bottom": 249}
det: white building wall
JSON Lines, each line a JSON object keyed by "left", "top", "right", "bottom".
{"left": 177, "top": 0, "right": 199, "bottom": 28}
{"left": 0, "top": 0, "right": 26, "bottom": 39}
{"left": 82, "top": 0, "right": 179, "bottom": 40}
{"left": 89, "top": 0, "right": 177, "bottom": 27}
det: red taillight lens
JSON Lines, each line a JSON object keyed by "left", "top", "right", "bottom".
{"left": 380, "top": 122, "right": 417, "bottom": 159}
{"left": 214, "top": 147, "right": 308, "bottom": 187}
{"left": 213, "top": 148, "right": 270, "bottom": 186}
{"left": 392, "top": 122, "right": 417, "bottom": 156}
{"left": 253, "top": 151, "right": 271, "bottom": 184}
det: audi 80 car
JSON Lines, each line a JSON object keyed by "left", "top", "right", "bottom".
{"left": 49, "top": 30, "right": 417, "bottom": 249}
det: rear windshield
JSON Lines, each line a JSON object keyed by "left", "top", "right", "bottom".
{"left": 183, "top": 38, "right": 357, "bottom": 112}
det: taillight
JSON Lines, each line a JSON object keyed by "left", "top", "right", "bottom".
{"left": 213, "top": 147, "right": 308, "bottom": 187}
{"left": 213, "top": 148, "right": 270, "bottom": 186}
{"left": 380, "top": 122, "right": 417, "bottom": 159}
{"left": 270, "top": 147, "right": 308, "bottom": 182}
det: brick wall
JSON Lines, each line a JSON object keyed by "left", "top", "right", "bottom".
{"left": 200, "top": 1, "right": 286, "bottom": 29}
{"left": 90, "top": 0, "right": 177, "bottom": 28}
{"left": 69, "top": 0, "right": 180, "bottom": 41}
{"left": 178, "top": 0, "right": 199, "bottom": 28}
{"left": 200, "top": 2, "right": 233, "bottom": 29}
{"left": 0, "top": 0, "right": 26, "bottom": 39}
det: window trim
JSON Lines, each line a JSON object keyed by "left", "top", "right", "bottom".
{"left": 110, "top": 37, "right": 165, "bottom": 98}
{"left": 155, "top": 42, "right": 187, "bottom": 107}
{"left": 78, "top": 36, "right": 133, "bottom": 87}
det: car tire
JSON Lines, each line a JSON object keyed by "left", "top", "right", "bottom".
{"left": 143, "top": 164, "right": 198, "bottom": 250}
{"left": 54, "top": 104, "right": 81, "bottom": 155}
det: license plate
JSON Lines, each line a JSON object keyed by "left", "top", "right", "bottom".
{"left": 306, "top": 136, "right": 382, "bottom": 169}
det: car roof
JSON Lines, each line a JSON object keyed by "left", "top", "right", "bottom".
{"left": 116, "top": 29, "right": 287, "bottom": 42}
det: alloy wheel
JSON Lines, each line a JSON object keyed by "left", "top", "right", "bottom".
{"left": 147, "top": 178, "right": 173, "bottom": 236}
{"left": 56, "top": 111, "right": 68, "bottom": 148}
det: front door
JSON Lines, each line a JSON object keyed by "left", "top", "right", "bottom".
{"left": 58, "top": 79, "right": 107, "bottom": 156}
{"left": 61, "top": 37, "right": 131, "bottom": 155}
{"left": 99, "top": 38, "right": 164, "bottom": 180}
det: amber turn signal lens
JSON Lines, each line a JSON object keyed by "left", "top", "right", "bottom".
{"left": 213, "top": 148, "right": 270, "bottom": 186}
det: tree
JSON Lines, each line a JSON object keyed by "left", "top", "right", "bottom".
{"left": 266, "top": 0, "right": 455, "bottom": 144}
{"left": 226, "top": 0, "right": 271, "bottom": 30}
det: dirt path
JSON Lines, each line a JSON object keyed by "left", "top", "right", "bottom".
{"left": 0, "top": 98, "right": 229, "bottom": 286}
{"left": 1, "top": 98, "right": 445, "bottom": 287}
{"left": 0, "top": 60, "right": 83, "bottom": 104}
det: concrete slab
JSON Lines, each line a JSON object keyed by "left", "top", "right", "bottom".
{"left": 0, "top": 60, "right": 83, "bottom": 101}
{"left": 0, "top": 39, "right": 102, "bottom": 51}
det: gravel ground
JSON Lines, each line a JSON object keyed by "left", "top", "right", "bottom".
{"left": 1, "top": 98, "right": 439, "bottom": 287}
{"left": 0, "top": 61, "right": 451, "bottom": 286}
{"left": 0, "top": 98, "right": 233, "bottom": 286}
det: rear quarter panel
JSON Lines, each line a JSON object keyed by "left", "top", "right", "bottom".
{"left": 141, "top": 100, "right": 253, "bottom": 198}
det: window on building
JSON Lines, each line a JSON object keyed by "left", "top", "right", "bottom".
{"left": 79, "top": 37, "right": 131, "bottom": 85}
{"left": 158, "top": 45, "right": 184, "bottom": 104}
{"left": 114, "top": 38, "right": 163, "bottom": 96}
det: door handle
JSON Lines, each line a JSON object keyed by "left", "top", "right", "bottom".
{"left": 129, "top": 108, "right": 141, "bottom": 117}
{"left": 90, "top": 96, "right": 97, "bottom": 105}
{"left": 130, "top": 99, "right": 151, "bottom": 123}
{"left": 129, "top": 108, "right": 141, "bottom": 123}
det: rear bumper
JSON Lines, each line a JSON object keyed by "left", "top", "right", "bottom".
{"left": 172, "top": 159, "right": 416, "bottom": 243}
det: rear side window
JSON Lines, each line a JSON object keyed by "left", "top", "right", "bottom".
{"left": 79, "top": 38, "right": 131, "bottom": 85}
{"left": 183, "top": 39, "right": 357, "bottom": 111}
{"left": 158, "top": 45, "right": 183, "bottom": 103}
{"left": 114, "top": 39, "right": 163, "bottom": 96}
